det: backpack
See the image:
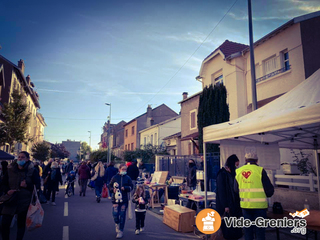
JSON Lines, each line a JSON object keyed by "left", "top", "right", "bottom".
{"left": 51, "top": 169, "right": 57, "bottom": 181}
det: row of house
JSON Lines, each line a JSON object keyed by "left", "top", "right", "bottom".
{"left": 100, "top": 11, "right": 320, "bottom": 159}
{"left": 0, "top": 56, "right": 46, "bottom": 154}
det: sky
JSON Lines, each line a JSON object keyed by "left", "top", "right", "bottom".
{"left": 1, "top": 0, "right": 319, "bottom": 150}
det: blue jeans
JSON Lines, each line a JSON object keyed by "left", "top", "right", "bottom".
{"left": 95, "top": 185, "right": 103, "bottom": 198}
{"left": 112, "top": 202, "right": 128, "bottom": 231}
{"left": 242, "top": 209, "right": 267, "bottom": 240}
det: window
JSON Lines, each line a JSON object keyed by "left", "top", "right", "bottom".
{"left": 214, "top": 74, "right": 223, "bottom": 85}
{"left": 127, "top": 144, "right": 130, "bottom": 151}
{"left": 190, "top": 109, "right": 197, "bottom": 130}
{"left": 282, "top": 51, "right": 290, "bottom": 71}
{"left": 131, "top": 126, "right": 135, "bottom": 135}
{"left": 263, "top": 55, "right": 277, "bottom": 75}
{"left": 125, "top": 129, "right": 128, "bottom": 138}
{"left": 125, "top": 145, "right": 127, "bottom": 150}
{"left": 155, "top": 133, "right": 157, "bottom": 145}
{"left": 144, "top": 137, "right": 146, "bottom": 146}
{"left": 151, "top": 135, "right": 153, "bottom": 145}
{"left": 131, "top": 143, "right": 134, "bottom": 150}
{"left": 255, "top": 64, "right": 260, "bottom": 79}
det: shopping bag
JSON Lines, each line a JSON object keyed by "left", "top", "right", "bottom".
{"left": 37, "top": 190, "right": 47, "bottom": 204}
{"left": 88, "top": 180, "right": 95, "bottom": 189}
{"left": 127, "top": 192, "right": 133, "bottom": 220}
{"left": 26, "top": 186, "right": 44, "bottom": 231}
{"left": 102, "top": 184, "right": 108, "bottom": 198}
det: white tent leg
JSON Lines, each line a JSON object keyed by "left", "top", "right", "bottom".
{"left": 315, "top": 149, "right": 320, "bottom": 210}
{"left": 203, "top": 144, "right": 207, "bottom": 209}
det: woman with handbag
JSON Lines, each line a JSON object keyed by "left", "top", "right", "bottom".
{"left": 1, "top": 151, "right": 40, "bottom": 240}
{"left": 78, "top": 161, "right": 91, "bottom": 196}
{"left": 216, "top": 154, "right": 242, "bottom": 240}
{"left": 91, "top": 161, "right": 105, "bottom": 203}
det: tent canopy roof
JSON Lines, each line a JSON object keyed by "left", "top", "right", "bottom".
{"left": 203, "top": 68, "right": 320, "bottom": 149}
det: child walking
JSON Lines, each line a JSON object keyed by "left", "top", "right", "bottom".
{"left": 132, "top": 185, "right": 150, "bottom": 235}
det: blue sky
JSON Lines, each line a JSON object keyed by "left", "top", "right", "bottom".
{"left": 1, "top": 0, "right": 319, "bottom": 150}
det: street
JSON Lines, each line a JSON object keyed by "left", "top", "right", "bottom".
{"left": 10, "top": 181, "right": 198, "bottom": 240}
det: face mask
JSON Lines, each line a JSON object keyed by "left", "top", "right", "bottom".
{"left": 120, "top": 171, "right": 127, "bottom": 175}
{"left": 17, "top": 160, "right": 26, "bottom": 166}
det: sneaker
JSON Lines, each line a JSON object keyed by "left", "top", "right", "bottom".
{"left": 140, "top": 227, "right": 144, "bottom": 232}
{"left": 96, "top": 197, "right": 101, "bottom": 203}
{"left": 108, "top": 196, "right": 112, "bottom": 199}
{"left": 115, "top": 224, "right": 120, "bottom": 233}
{"left": 51, "top": 202, "right": 56, "bottom": 206}
{"left": 116, "top": 231, "right": 123, "bottom": 239}
{"left": 135, "top": 229, "right": 140, "bottom": 235}
{"left": 46, "top": 201, "right": 50, "bottom": 205}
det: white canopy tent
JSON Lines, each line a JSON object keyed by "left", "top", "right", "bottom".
{"left": 202, "top": 68, "right": 320, "bottom": 208}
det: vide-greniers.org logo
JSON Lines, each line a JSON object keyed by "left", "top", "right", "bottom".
{"left": 224, "top": 217, "right": 307, "bottom": 235}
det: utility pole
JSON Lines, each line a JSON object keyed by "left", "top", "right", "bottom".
{"left": 105, "top": 103, "right": 112, "bottom": 164}
{"left": 248, "top": 0, "right": 257, "bottom": 111}
{"left": 88, "top": 131, "right": 91, "bottom": 149}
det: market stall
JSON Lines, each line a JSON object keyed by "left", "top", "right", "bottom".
{"left": 202, "top": 68, "right": 320, "bottom": 209}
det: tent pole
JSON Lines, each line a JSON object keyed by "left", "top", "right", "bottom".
{"left": 203, "top": 143, "right": 208, "bottom": 208}
{"left": 315, "top": 149, "right": 320, "bottom": 210}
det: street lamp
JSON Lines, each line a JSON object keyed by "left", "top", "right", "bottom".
{"left": 105, "top": 103, "right": 112, "bottom": 164}
{"left": 88, "top": 131, "right": 91, "bottom": 149}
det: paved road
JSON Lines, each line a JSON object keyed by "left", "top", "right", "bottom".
{"left": 7, "top": 181, "right": 308, "bottom": 240}
{"left": 9, "top": 182, "right": 198, "bottom": 240}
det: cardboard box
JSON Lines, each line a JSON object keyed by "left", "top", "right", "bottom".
{"left": 163, "top": 205, "right": 195, "bottom": 233}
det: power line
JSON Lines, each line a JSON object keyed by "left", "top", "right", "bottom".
{"left": 125, "top": 0, "right": 239, "bottom": 119}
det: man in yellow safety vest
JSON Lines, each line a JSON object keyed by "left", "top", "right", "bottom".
{"left": 235, "top": 147, "right": 274, "bottom": 240}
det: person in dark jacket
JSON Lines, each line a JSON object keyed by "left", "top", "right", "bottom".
{"left": 46, "top": 161, "right": 63, "bottom": 205}
{"left": 106, "top": 162, "right": 118, "bottom": 199}
{"left": 186, "top": 159, "right": 197, "bottom": 190}
{"left": 127, "top": 160, "right": 139, "bottom": 181}
{"left": 1, "top": 151, "right": 40, "bottom": 240}
{"left": 78, "top": 161, "right": 91, "bottom": 196}
{"left": 109, "top": 164, "right": 133, "bottom": 239}
{"left": 65, "top": 160, "right": 74, "bottom": 175}
{"left": 216, "top": 154, "right": 242, "bottom": 240}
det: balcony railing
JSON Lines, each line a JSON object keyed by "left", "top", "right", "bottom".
{"left": 256, "top": 65, "right": 291, "bottom": 83}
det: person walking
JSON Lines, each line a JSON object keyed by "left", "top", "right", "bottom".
{"left": 91, "top": 161, "right": 105, "bottom": 203}
{"left": 216, "top": 154, "right": 242, "bottom": 240}
{"left": 127, "top": 160, "right": 139, "bottom": 188}
{"left": 65, "top": 160, "right": 74, "bottom": 175}
{"left": 1, "top": 151, "right": 40, "bottom": 240}
{"left": 42, "top": 158, "right": 53, "bottom": 197}
{"left": 109, "top": 164, "right": 133, "bottom": 239}
{"left": 235, "top": 147, "right": 274, "bottom": 240}
{"left": 186, "top": 159, "right": 197, "bottom": 190}
{"left": 132, "top": 185, "right": 150, "bottom": 235}
{"left": 105, "top": 162, "right": 118, "bottom": 199}
{"left": 46, "top": 161, "right": 63, "bottom": 205}
{"left": 78, "top": 161, "right": 90, "bottom": 196}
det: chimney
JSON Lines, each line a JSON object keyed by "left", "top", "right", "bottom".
{"left": 147, "top": 104, "right": 152, "bottom": 118}
{"left": 18, "top": 59, "right": 25, "bottom": 74}
{"left": 182, "top": 92, "right": 188, "bottom": 100}
{"left": 26, "top": 75, "right": 31, "bottom": 85}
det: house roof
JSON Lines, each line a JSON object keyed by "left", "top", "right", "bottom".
{"left": 178, "top": 91, "right": 202, "bottom": 104}
{"left": 139, "top": 115, "right": 181, "bottom": 133}
{"left": 124, "top": 104, "right": 175, "bottom": 126}
{"left": 203, "top": 40, "right": 248, "bottom": 61}
{"left": 181, "top": 132, "right": 199, "bottom": 141}
{"left": 163, "top": 132, "right": 181, "bottom": 140}
{"left": 242, "top": 10, "right": 320, "bottom": 54}
{"left": 0, "top": 55, "right": 40, "bottom": 108}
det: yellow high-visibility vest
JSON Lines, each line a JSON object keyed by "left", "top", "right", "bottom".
{"left": 235, "top": 164, "right": 268, "bottom": 209}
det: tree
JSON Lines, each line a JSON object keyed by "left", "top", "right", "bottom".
{"left": 0, "top": 89, "right": 32, "bottom": 152}
{"left": 76, "top": 142, "right": 92, "bottom": 161}
{"left": 31, "top": 141, "right": 50, "bottom": 162}
{"left": 50, "top": 143, "right": 70, "bottom": 159}
{"left": 89, "top": 149, "right": 120, "bottom": 163}
{"left": 198, "top": 84, "right": 230, "bottom": 153}
{"left": 124, "top": 144, "right": 169, "bottom": 163}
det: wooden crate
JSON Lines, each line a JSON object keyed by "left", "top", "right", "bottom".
{"left": 163, "top": 205, "right": 195, "bottom": 233}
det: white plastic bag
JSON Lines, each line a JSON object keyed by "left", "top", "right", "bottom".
{"left": 26, "top": 186, "right": 44, "bottom": 231}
